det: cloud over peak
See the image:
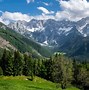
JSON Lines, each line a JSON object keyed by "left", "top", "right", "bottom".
{"left": 1, "top": 0, "right": 89, "bottom": 24}
{"left": 0, "top": 11, "right": 55, "bottom": 25}
{"left": 0, "top": 11, "right": 34, "bottom": 24}
{"left": 1, "top": 12, "right": 31, "bottom": 21}
{"left": 56, "top": 0, "right": 89, "bottom": 21}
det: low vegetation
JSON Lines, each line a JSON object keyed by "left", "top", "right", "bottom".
{"left": 0, "top": 50, "right": 89, "bottom": 90}
{"left": 0, "top": 76, "right": 79, "bottom": 90}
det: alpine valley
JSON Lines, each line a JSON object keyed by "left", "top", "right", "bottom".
{"left": 1, "top": 0, "right": 89, "bottom": 90}
{"left": 7, "top": 17, "right": 89, "bottom": 60}
{"left": 0, "top": 22, "right": 52, "bottom": 58}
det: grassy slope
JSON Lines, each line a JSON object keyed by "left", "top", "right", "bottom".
{"left": 0, "top": 76, "right": 79, "bottom": 90}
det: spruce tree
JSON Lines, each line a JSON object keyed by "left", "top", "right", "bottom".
{"left": 1, "top": 49, "right": 8, "bottom": 75}
{"left": 23, "top": 54, "right": 31, "bottom": 76}
{"left": 13, "top": 51, "right": 24, "bottom": 76}
{"left": 1, "top": 49, "right": 13, "bottom": 76}
{"left": 44, "top": 58, "right": 53, "bottom": 81}
{"left": 5, "top": 51, "right": 13, "bottom": 75}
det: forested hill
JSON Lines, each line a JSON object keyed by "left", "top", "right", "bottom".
{"left": 0, "top": 22, "right": 52, "bottom": 58}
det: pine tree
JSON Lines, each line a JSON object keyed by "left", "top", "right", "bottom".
{"left": 48, "top": 58, "right": 53, "bottom": 81}
{"left": 1, "top": 49, "right": 13, "bottom": 76}
{"left": 30, "top": 58, "right": 34, "bottom": 81}
{"left": 23, "top": 54, "right": 31, "bottom": 76}
{"left": 40, "top": 59, "right": 47, "bottom": 79}
{"left": 13, "top": 51, "right": 24, "bottom": 76}
{"left": 23, "top": 54, "right": 34, "bottom": 80}
{"left": 36, "top": 59, "right": 41, "bottom": 76}
{"left": 43, "top": 58, "right": 53, "bottom": 81}
{"left": 5, "top": 51, "right": 13, "bottom": 75}
{"left": 1, "top": 49, "right": 8, "bottom": 75}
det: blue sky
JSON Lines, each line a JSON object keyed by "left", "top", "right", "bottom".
{"left": 0, "top": 0, "right": 60, "bottom": 16}
{"left": 1, "top": 0, "right": 89, "bottom": 24}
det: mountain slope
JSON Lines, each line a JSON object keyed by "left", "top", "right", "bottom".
{"left": 8, "top": 17, "right": 89, "bottom": 59}
{"left": 0, "top": 22, "right": 52, "bottom": 58}
{"left": 0, "top": 36, "right": 16, "bottom": 50}
{"left": 8, "top": 19, "right": 75, "bottom": 46}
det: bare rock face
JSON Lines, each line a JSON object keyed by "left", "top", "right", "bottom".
{"left": 0, "top": 36, "right": 16, "bottom": 50}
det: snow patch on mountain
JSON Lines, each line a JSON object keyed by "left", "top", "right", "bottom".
{"left": 77, "top": 23, "right": 87, "bottom": 37}
{"left": 27, "top": 27, "right": 45, "bottom": 32}
{"left": 8, "top": 17, "right": 89, "bottom": 46}
{"left": 8, "top": 19, "right": 45, "bottom": 34}
{"left": 43, "top": 40, "right": 48, "bottom": 45}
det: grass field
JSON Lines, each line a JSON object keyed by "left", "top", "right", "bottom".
{"left": 0, "top": 76, "right": 80, "bottom": 90}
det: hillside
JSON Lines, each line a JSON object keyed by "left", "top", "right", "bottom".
{"left": 0, "top": 22, "right": 52, "bottom": 58}
{"left": 0, "top": 36, "right": 16, "bottom": 50}
{"left": 0, "top": 76, "right": 80, "bottom": 90}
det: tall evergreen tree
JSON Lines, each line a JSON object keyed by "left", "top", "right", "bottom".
{"left": 5, "top": 51, "right": 13, "bottom": 75}
{"left": 1, "top": 49, "right": 13, "bottom": 76}
{"left": 29, "top": 57, "right": 34, "bottom": 81}
{"left": 43, "top": 58, "right": 53, "bottom": 81}
{"left": 13, "top": 51, "right": 24, "bottom": 76}
{"left": 23, "top": 54, "right": 31, "bottom": 76}
{"left": 40, "top": 59, "right": 47, "bottom": 79}
{"left": 1, "top": 49, "right": 8, "bottom": 75}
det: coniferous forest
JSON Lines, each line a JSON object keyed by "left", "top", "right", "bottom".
{"left": 0, "top": 49, "right": 89, "bottom": 90}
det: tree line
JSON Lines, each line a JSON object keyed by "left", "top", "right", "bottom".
{"left": 0, "top": 49, "right": 89, "bottom": 90}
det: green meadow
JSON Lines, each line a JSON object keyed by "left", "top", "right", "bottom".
{"left": 0, "top": 76, "right": 80, "bottom": 90}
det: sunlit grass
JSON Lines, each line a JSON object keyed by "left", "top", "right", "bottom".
{"left": 0, "top": 76, "right": 80, "bottom": 90}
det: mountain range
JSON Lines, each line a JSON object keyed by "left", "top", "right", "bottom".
{"left": 7, "top": 17, "right": 89, "bottom": 59}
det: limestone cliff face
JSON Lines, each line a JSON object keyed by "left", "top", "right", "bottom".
{"left": 0, "top": 36, "right": 16, "bottom": 50}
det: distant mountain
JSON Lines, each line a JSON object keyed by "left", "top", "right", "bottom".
{"left": 0, "top": 22, "right": 52, "bottom": 58}
{"left": 8, "top": 19, "right": 75, "bottom": 46}
{"left": 76, "top": 17, "right": 89, "bottom": 37}
{"left": 8, "top": 17, "right": 89, "bottom": 59}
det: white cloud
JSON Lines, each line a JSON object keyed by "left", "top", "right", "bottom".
{"left": 0, "top": 17, "right": 3, "bottom": 23}
{"left": 37, "top": 7, "right": 54, "bottom": 15}
{"left": 1, "top": 0, "right": 89, "bottom": 24}
{"left": 1, "top": 11, "right": 32, "bottom": 21}
{"left": 56, "top": 0, "right": 89, "bottom": 21}
{"left": 3, "top": 0, "right": 89, "bottom": 24}
{"left": 34, "top": 14, "right": 55, "bottom": 20}
{"left": 0, "top": 11, "right": 5, "bottom": 24}
{"left": 0, "top": 10, "right": 3, "bottom": 14}
{"left": 26, "top": 0, "right": 34, "bottom": 4}
{"left": 43, "top": 2, "right": 49, "bottom": 6}
{"left": 0, "top": 11, "right": 55, "bottom": 25}
{"left": 0, "top": 11, "right": 34, "bottom": 25}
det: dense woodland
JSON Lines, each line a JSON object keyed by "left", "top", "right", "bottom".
{"left": 0, "top": 49, "right": 89, "bottom": 90}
